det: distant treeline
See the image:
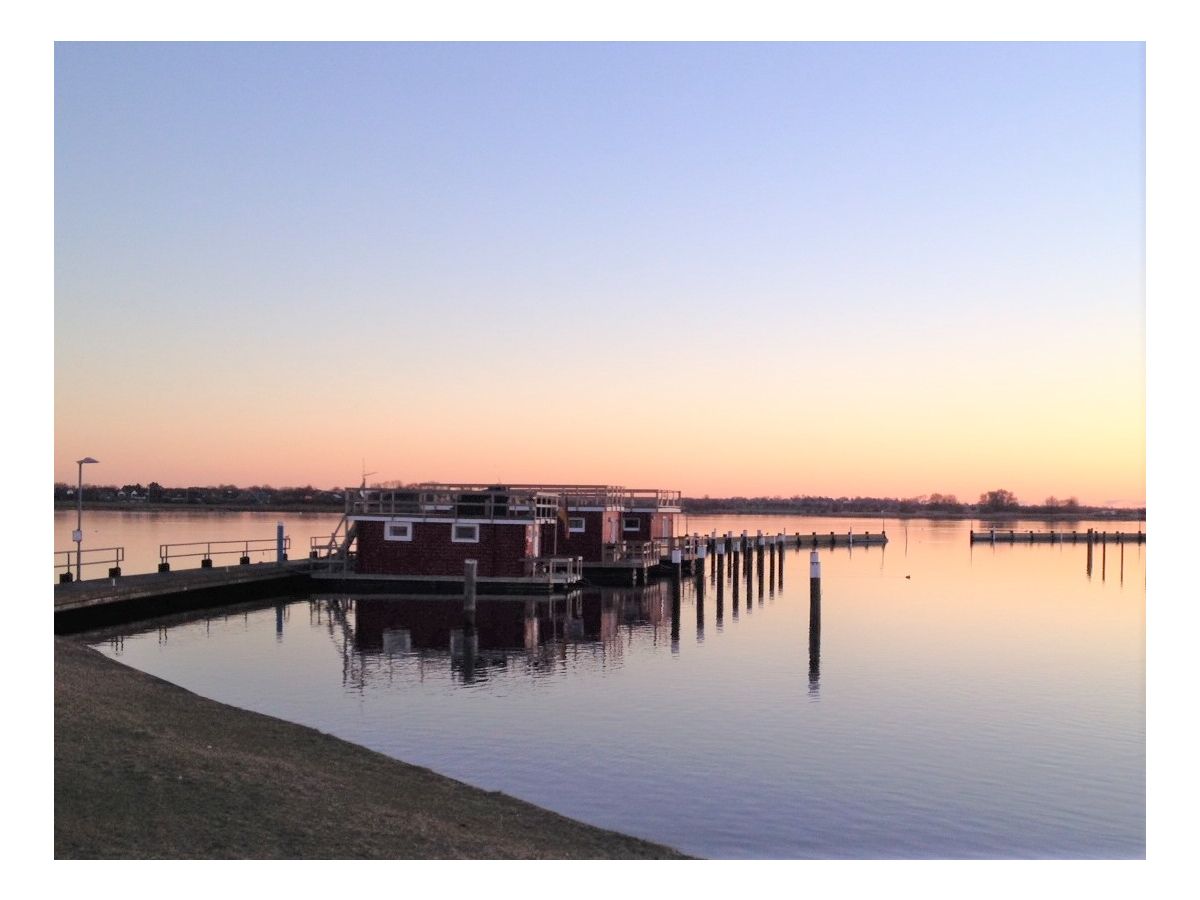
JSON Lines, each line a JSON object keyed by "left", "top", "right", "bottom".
{"left": 52, "top": 483, "right": 1145, "bottom": 519}
{"left": 53, "top": 482, "right": 346, "bottom": 509}
{"left": 681, "top": 490, "right": 1145, "bottom": 519}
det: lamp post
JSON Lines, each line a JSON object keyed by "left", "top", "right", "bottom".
{"left": 74, "top": 457, "right": 98, "bottom": 581}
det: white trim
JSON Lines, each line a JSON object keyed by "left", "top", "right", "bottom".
{"left": 623, "top": 516, "right": 641, "bottom": 532}
{"left": 568, "top": 517, "right": 586, "bottom": 533}
{"left": 383, "top": 521, "right": 413, "bottom": 542}
{"left": 451, "top": 523, "right": 481, "bottom": 543}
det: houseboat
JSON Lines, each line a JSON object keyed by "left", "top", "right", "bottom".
{"left": 311, "top": 481, "right": 685, "bottom": 591}
{"left": 318, "top": 483, "right": 584, "bottom": 593}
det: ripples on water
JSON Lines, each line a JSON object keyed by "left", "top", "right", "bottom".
{"left": 86, "top": 514, "right": 1145, "bottom": 858}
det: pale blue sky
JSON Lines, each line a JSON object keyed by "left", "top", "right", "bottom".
{"left": 54, "top": 42, "right": 1145, "bottom": 502}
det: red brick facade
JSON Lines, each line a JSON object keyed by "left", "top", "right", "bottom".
{"left": 354, "top": 519, "right": 533, "bottom": 577}
{"left": 540, "top": 509, "right": 623, "bottom": 561}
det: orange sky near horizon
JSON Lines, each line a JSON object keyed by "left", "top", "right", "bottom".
{"left": 53, "top": 43, "right": 1146, "bottom": 508}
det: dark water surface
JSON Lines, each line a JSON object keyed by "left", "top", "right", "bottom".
{"left": 81, "top": 513, "right": 1144, "bottom": 858}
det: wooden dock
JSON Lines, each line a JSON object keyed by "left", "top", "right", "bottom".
{"left": 969, "top": 528, "right": 1145, "bottom": 545}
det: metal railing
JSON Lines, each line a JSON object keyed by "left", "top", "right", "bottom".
{"left": 522, "top": 556, "right": 584, "bottom": 581}
{"left": 625, "top": 488, "right": 682, "bottom": 511}
{"left": 601, "top": 540, "right": 665, "bottom": 564}
{"left": 158, "top": 537, "right": 291, "bottom": 570}
{"left": 55, "top": 546, "right": 124, "bottom": 582}
{"left": 310, "top": 517, "right": 355, "bottom": 558}
{"left": 350, "top": 485, "right": 561, "bottom": 520}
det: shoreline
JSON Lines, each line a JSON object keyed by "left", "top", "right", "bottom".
{"left": 54, "top": 637, "right": 689, "bottom": 859}
{"left": 54, "top": 501, "right": 1146, "bottom": 522}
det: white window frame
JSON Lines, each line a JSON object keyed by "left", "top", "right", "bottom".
{"left": 384, "top": 521, "right": 413, "bottom": 542}
{"left": 451, "top": 523, "right": 480, "bottom": 543}
{"left": 623, "top": 516, "right": 641, "bottom": 532}
{"left": 568, "top": 517, "right": 586, "bottom": 533}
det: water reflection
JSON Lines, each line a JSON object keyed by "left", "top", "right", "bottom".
{"left": 90, "top": 515, "right": 1144, "bottom": 860}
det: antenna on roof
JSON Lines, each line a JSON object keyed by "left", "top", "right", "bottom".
{"left": 360, "top": 459, "right": 376, "bottom": 490}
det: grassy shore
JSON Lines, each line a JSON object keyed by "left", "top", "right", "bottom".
{"left": 54, "top": 638, "right": 688, "bottom": 859}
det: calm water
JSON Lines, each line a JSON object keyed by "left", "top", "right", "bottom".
{"left": 71, "top": 511, "right": 1145, "bottom": 858}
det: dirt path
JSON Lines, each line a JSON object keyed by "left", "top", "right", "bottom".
{"left": 54, "top": 638, "right": 688, "bottom": 859}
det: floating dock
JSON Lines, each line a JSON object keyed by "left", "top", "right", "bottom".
{"left": 54, "top": 560, "right": 310, "bottom": 633}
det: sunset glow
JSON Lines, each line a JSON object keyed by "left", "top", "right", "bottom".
{"left": 54, "top": 43, "right": 1145, "bottom": 505}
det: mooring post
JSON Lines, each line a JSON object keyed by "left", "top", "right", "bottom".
{"left": 463, "top": 559, "right": 478, "bottom": 615}
{"left": 716, "top": 539, "right": 725, "bottom": 585}
{"left": 276, "top": 521, "right": 286, "bottom": 564}
{"left": 810, "top": 549, "right": 822, "bottom": 604}
{"left": 671, "top": 546, "right": 683, "bottom": 581}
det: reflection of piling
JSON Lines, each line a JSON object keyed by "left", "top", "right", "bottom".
{"left": 809, "top": 549, "right": 821, "bottom": 695}
{"left": 463, "top": 559, "right": 478, "bottom": 615}
{"left": 1102, "top": 538, "right": 1107, "bottom": 582}
{"left": 716, "top": 570, "right": 725, "bottom": 627}
{"left": 1120, "top": 542, "right": 1125, "bottom": 585}
{"left": 670, "top": 573, "right": 681, "bottom": 650}
{"left": 777, "top": 534, "right": 785, "bottom": 588}
{"left": 716, "top": 541, "right": 725, "bottom": 585}
{"left": 745, "top": 544, "right": 754, "bottom": 613}
{"left": 275, "top": 602, "right": 284, "bottom": 639}
{"left": 732, "top": 558, "right": 740, "bottom": 618}
{"left": 695, "top": 563, "right": 705, "bottom": 640}
{"left": 809, "top": 580, "right": 821, "bottom": 696}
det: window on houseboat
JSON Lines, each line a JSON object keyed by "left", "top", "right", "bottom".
{"left": 452, "top": 523, "right": 480, "bottom": 543}
{"left": 623, "top": 517, "right": 640, "bottom": 532}
{"left": 385, "top": 522, "right": 413, "bottom": 541}
{"left": 569, "top": 517, "right": 586, "bottom": 532}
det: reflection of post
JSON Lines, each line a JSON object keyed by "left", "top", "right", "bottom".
{"left": 275, "top": 602, "right": 284, "bottom": 640}
{"left": 732, "top": 559, "right": 740, "bottom": 619}
{"left": 716, "top": 568, "right": 725, "bottom": 628}
{"left": 809, "top": 549, "right": 821, "bottom": 696}
{"left": 463, "top": 559, "right": 477, "bottom": 615}
{"left": 1102, "top": 536, "right": 1107, "bottom": 582}
{"left": 809, "top": 578, "right": 821, "bottom": 697}
{"left": 695, "top": 563, "right": 705, "bottom": 641}
{"left": 1120, "top": 541, "right": 1125, "bottom": 585}
{"left": 524, "top": 598, "right": 539, "bottom": 651}
{"left": 745, "top": 546, "right": 754, "bottom": 614}
{"left": 670, "top": 572, "right": 681, "bottom": 651}
{"left": 778, "top": 534, "right": 785, "bottom": 589}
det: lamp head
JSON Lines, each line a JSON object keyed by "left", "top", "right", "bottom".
{"left": 77, "top": 457, "right": 99, "bottom": 465}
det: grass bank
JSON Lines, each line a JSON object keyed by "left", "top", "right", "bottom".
{"left": 54, "top": 638, "right": 688, "bottom": 859}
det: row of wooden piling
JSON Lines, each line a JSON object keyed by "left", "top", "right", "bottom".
{"left": 968, "top": 527, "right": 1144, "bottom": 545}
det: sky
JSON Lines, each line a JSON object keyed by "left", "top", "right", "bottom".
{"left": 53, "top": 42, "right": 1145, "bottom": 505}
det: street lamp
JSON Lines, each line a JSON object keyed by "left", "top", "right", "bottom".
{"left": 74, "top": 457, "right": 98, "bottom": 581}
